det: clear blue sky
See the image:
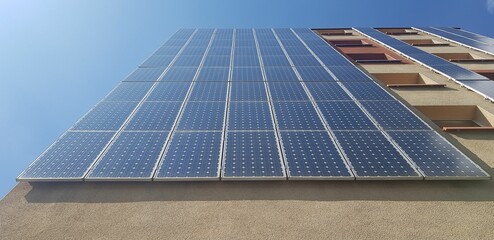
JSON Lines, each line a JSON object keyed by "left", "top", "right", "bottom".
{"left": 1, "top": 0, "right": 493, "bottom": 198}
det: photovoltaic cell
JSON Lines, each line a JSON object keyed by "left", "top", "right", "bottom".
{"left": 87, "top": 131, "right": 169, "bottom": 179}
{"left": 18, "top": 132, "right": 114, "bottom": 180}
{"left": 296, "top": 66, "right": 335, "bottom": 81}
{"left": 223, "top": 131, "right": 284, "bottom": 179}
{"left": 334, "top": 131, "right": 420, "bottom": 178}
{"left": 173, "top": 55, "right": 203, "bottom": 67}
{"left": 304, "top": 82, "right": 351, "bottom": 101}
{"left": 72, "top": 101, "right": 138, "bottom": 131}
{"left": 388, "top": 131, "right": 489, "bottom": 179}
{"left": 123, "top": 68, "right": 165, "bottom": 82}
{"left": 189, "top": 82, "right": 228, "bottom": 101}
{"left": 177, "top": 102, "right": 225, "bottom": 130}
{"left": 341, "top": 82, "right": 394, "bottom": 101}
{"left": 284, "top": 46, "right": 312, "bottom": 55}
{"left": 228, "top": 102, "right": 274, "bottom": 130}
{"left": 281, "top": 131, "right": 352, "bottom": 178}
{"left": 290, "top": 55, "right": 322, "bottom": 66}
{"left": 181, "top": 47, "right": 207, "bottom": 55}
{"left": 317, "top": 101, "right": 377, "bottom": 130}
{"left": 361, "top": 101, "right": 430, "bottom": 130}
{"left": 268, "top": 82, "right": 309, "bottom": 101}
{"left": 234, "top": 55, "right": 261, "bottom": 67}
{"left": 230, "top": 82, "right": 268, "bottom": 101}
{"left": 161, "top": 67, "right": 198, "bottom": 81}
{"left": 232, "top": 67, "right": 264, "bottom": 81}
{"left": 264, "top": 67, "right": 299, "bottom": 81}
{"left": 262, "top": 55, "right": 291, "bottom": 66}
{"left": 203, "top": 55, "right": 231, "bottom": 67}
{"left": 125, "top": 102, "right": 182, "bottom": 130}
{"left": 147, "top": 82, "right": 191, "bottom": 101}
{"left": 196, "top": 67, "right": 230, "bottom": 81}
{"left": 328, "top": 66, "right": 372, "bottom": 82}
{"left": 155, "top": 46, "right": 181, "bottom": 55}
{"left": 259, "top": 46, "right": 285, "bottom": 55}
{"left": 105, "top": 82, "right": 154, "bottom": 102}
{"left": 208, "top": 47, "right": 232, "bottom": 55}
{"left": 155, "top": 131, "right": 222, "bottom": 179}
{"left": 140, "top": 55, "right": 175, "bottom": 67}
{"left": 274, "top": 102, "right": 324, "bottom": 130}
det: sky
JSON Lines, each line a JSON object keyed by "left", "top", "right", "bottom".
{"left": 1, "top": 0, "right": 493, "bottom": 198}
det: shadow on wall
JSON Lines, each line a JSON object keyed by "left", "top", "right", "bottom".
{"left": 24, "top": 173, "right": 494, "bottom": 203}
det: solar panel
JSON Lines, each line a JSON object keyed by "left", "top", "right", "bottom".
{"left": 181, "top": 47, "right": 207, "bottom": 56}
{"left": 140, "top": 55, "right": 175, "bottom": 67}
{"left": 304, "top": 82, "right": 351, "bottom": 101}
{"left": 123, "top": 68, "right": 165, "bottom": 82}
{"left": 317, "top": 101, "right": 377, "bottom": 130}
{"left": 262, "top": 55, "right": 291, "bottom": 66}
{"left": 161, "top": 67, "right": 198, "bottom": 81}
{"left": 72, "top": 101, "right": 138, "bottom": 131}
{"left": 259, "top": 46, "right": 285, "bottom": 55}
{"left": 296, "top": 66, "right": 335, "bottom": 81}
{"left": 428, "top": 64, "right": 487, "bottom": 81}
{"left": 228, "top": 102, "right": 274, "bottom": 130}
{"left": 222, "top": 131, "right": 285, "bottom": 179}
{"left": 340, "top": 82, "right": 394, "bottom": 101}
{"left": 203, "top": 55, "right": 231, "bottom": 67}
{"left": 87, "top": 131, "right": 169, "bottom": 179}
{"left": 388, "top": 131, "right": 489, "bottom": 179}
{"left": 264, "top": 67, "right": 299, "bottom": 81}
{"left": 147, "top": 82, "right": 191, "bottom": 101}
{"left": 290, "top": 55, "right": 322, "bottom": 66}
{"left": 173, "top": 55, "right": 203, "bottom": 67}
{"left": 18, "top": 131, "right": 114, "bottom": 180}
{"left": 177, "top": 102, "right": 225, "bottom": 130}
{"left": 233, "top": 54, "right": 261, "bottom": 67}
{"left": 284, "top": 46, "right": 312, "bottom": 55}
{"left": 360, "top": 101, "right": 430, "bottom": 130}
{"left": 280, "top": 131, "right": 353, "bottom": 178}
{"left": 274, "top": 102, "right": 324, "bottom": 130}
{"left": 105, "top": 82, "right": 154, "bottom": 102}
{"left": 230, "top": 82, "right": 268, "bottom": 101}
{"left": 317, "top": 54, "right": 353, "bottom": 66}
{"left": 208, "top": 47, "right": 232, "bottom": 55}
{"left": 458, "top": 80, "right": 494, "bottom": 101}
{"left": 155, "top": 131, "right": 221, "bottom": 180}
{"left": 196, "top": 67, "right": 230, "bottom": 81}
{"left": 327, "top": 66, "right": 372, "bottom": 82}
{"left": 234, "top": 47, "right": 258, "bottom": 56}
{"left": 125, "top": 102, "right": 182, "bottom": 130}
{"left": 155, "top": 46, "right": 181, "bottom": 55}
{"left": 232, "top": 67, "right": 264, "bottom": 81}
{"left": 334, "top": 131, "right": 421, "bottom": 179}
{"left": 268, "top": 82, "right": 309, "bottom": 101}
{"left": 188, "top": 82, "right": 228, "bottom": 101}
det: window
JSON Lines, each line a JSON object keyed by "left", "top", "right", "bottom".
{"left": 328, "top": 39, "right": 372, "bottom": 47}
{"left": 318, "top": 29, "right": 352, "bottom": 36}
{"left": 475, "top": 70, "right": 494, "bottom": 80}
{"left": 415, "top": 105, "right": 494, "bottom": 131}
{"left": 402, "top": 39, "right": 449, "bottom": 47}
{"left": 378, "top": 28, "right": 418, "bottom": 35}
{"left": 346, "top": 53, "right": 402, "bottom": 63}
{"left": 371, "top": 73, "right": 445, "bottom": 87}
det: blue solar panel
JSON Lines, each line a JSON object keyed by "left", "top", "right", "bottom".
{"left": 427, "top": 64, "right": 487, "bottom": 81}
{"left": 309, "top": 45, "right": 341, "bottom": 56}
{"left": 388, "top": 131, "right": 489, "bottom": 179}
{"left": 284, "top": 46, "right": 312, "bottom": 55}
{"left": 161, "top": 67, "right": 198, "bottom": 81}
{"left": 223, "top": 131, "right": 284, "bottom": 179}
{"left": 18, "top": 131, "right": 114, "bottom": 180}
{"left": 72, "top": 101, "right": 138, "bottom": 131}
{"left": 281, "top": 131, "right": 352, "bottom": 178}
{"left": 257, "top": 40, "right": 280, "bottom": 47}
{"left": 230, "top": 82, "right": 267, "bottom": 101}
{"left": 234, "top": 55, "right": 260, "bottom": 67}
{"left": 155, "top": 46, "right": 181, "bottom": 55}
{"left": 147, "top": 82, "right": 191, "bottom": 101}
{"left": 203, "top": 55, "right": 231, "bottom": 67}
{"left": 189, "top": 82, "right": 228, "bottom": 101}
{"left": 317, "top": 101, "right": 377, "bottom": 130}
{"left": 304, "top": 82, "right": 351, "bottom": 101}
{"left": 123, "top": 68, "right": 165, "bottom": 82}
{"left": 437, "top": 27, "right": 494, "bottom": 45}
{"left": 290, "top": 55, "right": 321, "bottom": 66}
{"left": 181, "top": 47, "right": 207, "bottom": 55}
{"left": 317, "top": 54, "right": 354, "bottom": 66}
{"left": 177, "top": 102, "right": 225, "bottom": 130}
{"left": 140, "top": 55, "right": 175, "bottom": 67}
{"left": 458, "top": 80, "right": 494, "bottom": 101}
{"left": 196, "top": 67, "right": 229, "bottom": 81}
{"left": 105, "top": 82, "right": 154, "bottom": 102}
{"left": 262, "top": 55, "right": 291, "bottom": 66}
{"left": 234, "top": 47, "right": 258, "bottom": 56}
{"left": 155, "top": 131, "right": 221, "bottom": 179}
{"left": 274, "top": 102, "right": 324, "bottom": 130}
{"left": 341, "top": 82, "right": 394, "bottom": 101}
{"left": 211, "top": 39, "right": 232, "bottom": 48}
{"left": 406, "top": 53, "right": 450, "bottom": 66}
{"left": 125, "top": 102, "right": 182, "bottom": 130}
{"left": 264, "top": 67, "right": 299, "bottom": 81}
{"left": 296, "top": 66, "right": 335, "bottom": 81}
{"left": 334, "top": 131, "right": 421, "bottom": 179}
{"left": 328, "top": 66, "right": 372, "bottom": 82}
{"left": 268, "top": 82, "right": 309, "bottom": 101}
{"left": 235, "top": 40, "right": 256, "bottom": 48}
{"left": 361, "top": 101, "right": 430, "bottom": 130}
{"left": 228, "top": 102, "right": 273, "bottom": 130}
{"left": 208, "top": 47, "right": 232, "bottom": 55}
{"left": 259, "top": 46, "right": 285, "bottom": 55}
{"left": 173, "top": 55, "right": 203, "bottom": 67}
{"left": 87, "top": 131, "right": 168, "bottom": 179}
{"left": 232, "top": 67, "right": 264, "bottom": 81}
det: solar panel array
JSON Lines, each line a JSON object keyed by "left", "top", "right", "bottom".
{"left": 18, "top": 28, "right": 490, "bottom": 181}
{"left": 412, "top": 27, "right": 494, "bottom": 102}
